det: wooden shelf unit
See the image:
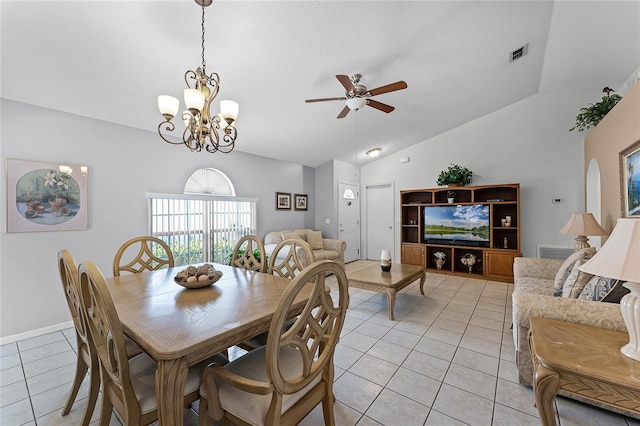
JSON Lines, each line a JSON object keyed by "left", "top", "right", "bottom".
{"left": 400, "top": 183, "right": 520, "bottom": 282}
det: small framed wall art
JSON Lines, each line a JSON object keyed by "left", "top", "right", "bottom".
{"left": 276, "top": 192, "right": 291, "bottom": 210}
{"left": 294, "top": 194, "right": 308, "bottom": 211}
{"left": 6, "top": 158, "right": 89, "bottom": 232}
{"left": 620, "top": 139, "right": 640, "bottom": 217}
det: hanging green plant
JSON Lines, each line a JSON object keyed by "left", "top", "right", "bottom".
{"left": 570, "top": 87, "right": 622, "bottom": 132}
{"left": 436, "top": 163, "right": 473, "bottom": 186}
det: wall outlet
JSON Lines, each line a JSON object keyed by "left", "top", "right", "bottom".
{"left": 325, "top": 218, "right": 330, "bottom": 224}
{"left": 552, "top": 197, "right": 564, "bottom": 204}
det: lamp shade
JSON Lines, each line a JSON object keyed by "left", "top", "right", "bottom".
{"left": 158, "top": 95, "right": 179, "bottom": 118}
{"left": 220, "top": 100, "right": 239, "bottom": 121}
{"left": 184, "top": 89, "right": 205, "bottom": 111}
{"left": 579, "top": 218, "right": 640, "bottom": 282}
{"left": 559, "top": 213, "right": 608, "bottom": 237}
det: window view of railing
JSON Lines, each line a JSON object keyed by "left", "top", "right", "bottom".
{"left": 147, "top": 193, "right": 257, "bottom": 266}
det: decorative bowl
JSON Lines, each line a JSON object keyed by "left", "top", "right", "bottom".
{"left": 25, "top": 209, "right": 37, "bottom": 218}
{"left": 174, "top": 264, "right": 223, "bottom": 289}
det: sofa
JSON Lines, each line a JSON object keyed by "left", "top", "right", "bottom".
{"left": 263, "top": 229, "right": 346, "bottom": 268}
{"left": 512, "top": 255, "right": 626, "bottom": 386}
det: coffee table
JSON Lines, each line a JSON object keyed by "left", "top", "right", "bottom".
{"left": 528, "top": 317, "right": 640, "bottom": 424}
{"left": 346, "top": 262, "right": 425, "bottom": 320}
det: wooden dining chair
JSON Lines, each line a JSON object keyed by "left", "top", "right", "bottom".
{"left": 59, "top": 250, "right": 144, "bottom": 425}
{"left": 199, "top": 260, "right": 350, "bottom": 426}
{"left": 58, "top": 250, "right": 99, "bottom": 426}
{"left": 112, "top": 235, "right": 174, "bottom": 277}
{"left": 236, "top": 238, "right": 316, "bottom": 352}
{"left": 230, "top": 235, "right": 266, "bottom": 272}
{"left": 267, "top": 238, "right": 315, "bottom": 279}
{"left": 78, "top": 260, "right": 215, "bottom": 425}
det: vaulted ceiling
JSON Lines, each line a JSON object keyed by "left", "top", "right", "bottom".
{"left": 2, "top": 1, "right": 639, "bottom": 167}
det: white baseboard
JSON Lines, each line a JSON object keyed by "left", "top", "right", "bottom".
{"left": 0, "top": 321, "right": 74, "bottom": 345}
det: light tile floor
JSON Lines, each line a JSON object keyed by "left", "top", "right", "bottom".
{"left": 2, "top": 260, "right": 639, "bottom": 425}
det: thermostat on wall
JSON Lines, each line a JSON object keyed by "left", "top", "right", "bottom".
{"left": 552, "top": 197, "right": 564, "bottom": 204}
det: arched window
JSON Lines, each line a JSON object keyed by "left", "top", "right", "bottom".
{"left": 184, "top": 168, "right": 236, "bottom": 196}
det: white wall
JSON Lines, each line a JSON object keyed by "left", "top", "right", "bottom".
{"left": 361, "top": 92, "right": 599, "bottom": 259}
{"left": 0, "top": 99, "right": 315, "bottom": 339}
{"left": 314, "top": 161, "right": 334, "bottom": 237}
{"left": 314, "top": 159, "right": 358, "bottom": 240}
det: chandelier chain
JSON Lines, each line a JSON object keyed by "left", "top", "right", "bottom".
{"left": 201, "top": 4, "right": 206, "bottom": 72}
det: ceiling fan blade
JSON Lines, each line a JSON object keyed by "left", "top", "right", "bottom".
{"left": 368, "top": 81, "right": 408, "bottom": 96}
{"left": 336, "top": 75, "right": 355, "bottom": 92}
{"left": 367, "top": 99, "right": 395, "bottom": 113}
{"left": 337, "top": 105, "right": 350, "bottom": 119}
{"left": 305, "top": 97, "right": 347, "bottom": 103}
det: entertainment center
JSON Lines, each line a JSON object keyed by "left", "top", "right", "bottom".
{"left": 400, "top": 183, "right": 520, "bottom": 282}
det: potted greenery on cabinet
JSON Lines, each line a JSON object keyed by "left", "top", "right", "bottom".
{"left": 437, "top": 164, "right": 473, "bottom": 186}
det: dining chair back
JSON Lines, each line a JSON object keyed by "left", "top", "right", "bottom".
{"left": 199, "top": 260, "right": 350, "bottom": 426}
{"left": 58, "top": 250, "right": 99, "bottom": 426}
{"left": 79, "top": 260, "right": 209, "bottom": 425}
{"left": 267, "top": 238, "right": 315, "bottom": 279}
{"left": 230, "top": 235, "right": 266, "bottom": 272}
{"left": 238, "top": 238, "right": 315, "bottom": 352}
{"left": 112, "top": 235, "right": 174, "bottom": 277}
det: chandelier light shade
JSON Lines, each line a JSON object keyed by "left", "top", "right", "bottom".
{"left": 157, "top": 0, "right": 238, "bottom": 154}
{"left": 558, "top": 212, "right": 608, "bottom": 251}
{"left": 579, "top": 218, "right": 640, "bottom": 360}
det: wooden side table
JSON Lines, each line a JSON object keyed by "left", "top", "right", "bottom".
{"left": 528, "top": 317, "right": 640, "bottom": 425}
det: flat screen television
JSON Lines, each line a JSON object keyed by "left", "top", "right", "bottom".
{"left": 423, "top": 204, "right": 490, "bottom": 247}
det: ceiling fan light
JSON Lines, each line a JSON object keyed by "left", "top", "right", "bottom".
{"left": 367, "top": 148, "right": 381, "bottom": 158}
{"left": 346, "top": 97, "right": 366, "bottom": 111}
{"left": 158, "top": 95, "right": 179, "bottom": 119}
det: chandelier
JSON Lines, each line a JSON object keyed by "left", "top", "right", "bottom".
{"left": 157, "top": 0, "right": 238, "bottom": 153}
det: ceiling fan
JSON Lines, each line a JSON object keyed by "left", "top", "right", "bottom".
{"left": 305, "top": 74, "right": 408, "bottom": 119}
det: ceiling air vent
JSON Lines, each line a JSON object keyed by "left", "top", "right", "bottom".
{"left": 510, "top": 43, "right": 529, "bottom": 62}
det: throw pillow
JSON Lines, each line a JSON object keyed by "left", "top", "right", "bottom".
{"left": 601, "top": 281, "right": 630, "bottom": 304}
{"left": 561, "top": 259, "right": 593, "bottom": 298}
{"left": 578, "top": 275, "right": 619, "bottom": 302}
{"left": 307, "top": 230, "right": 324, "bottom": 250}
{"left": 293, "top": 230, "right": 308, "bottom": 241}
{"left": 553, "top": 247, "right": 596, "bottom": 297}
{"left": 281, "top": 230, "right": 303, "bottom": 241}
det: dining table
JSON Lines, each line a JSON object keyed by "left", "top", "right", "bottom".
{"left": 105, "top": 262, "right": 316, "bottom": 426}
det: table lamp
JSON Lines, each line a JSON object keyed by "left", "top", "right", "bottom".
{"left": 579, "top": 218, "right": 640, "bottom": 361}
{"left": 559, "top": 212, "right": 608, "bottom": 252}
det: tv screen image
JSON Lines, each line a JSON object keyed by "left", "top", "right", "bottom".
{"left": 424, "top": 205, "right": 490, "bottom": 246}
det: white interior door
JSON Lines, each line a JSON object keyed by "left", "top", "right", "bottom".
{"left": 366, "top": 183, "right": 394, "bottom": 261}
{"left": 339, "top": 182, "right": 360, "bottom": 263}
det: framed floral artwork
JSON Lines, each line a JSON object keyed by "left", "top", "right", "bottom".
{"left": 276, "top": 192, "right": 291, "bottom": 210}
{"left": 620, "top": 140, "right": 640, "bottom": 217}
{"left": 294, "top": 194, "right": 308, "bottom": 211}
{"left": 6, "top": 158, "right": 89, "bottom": 232}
